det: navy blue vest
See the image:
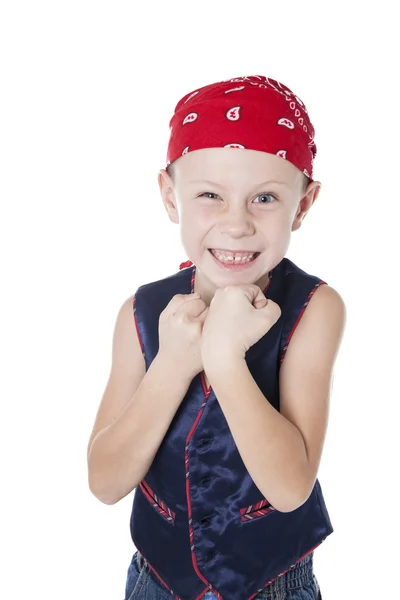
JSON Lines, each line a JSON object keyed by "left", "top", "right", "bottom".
{"left": 129, "top": 257, "right": 333, "bottom": 600}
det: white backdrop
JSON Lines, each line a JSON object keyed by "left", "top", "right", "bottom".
{"left": 1, "top": 1, "right": 399, "bottom": 598}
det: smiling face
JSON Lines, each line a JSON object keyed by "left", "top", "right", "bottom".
{"left": 158, "top": 148, "right": 321, "bottom": 304}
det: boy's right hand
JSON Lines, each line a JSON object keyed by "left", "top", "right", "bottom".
{"left": 158, "top": 293, "right": 209, "bottom": 380}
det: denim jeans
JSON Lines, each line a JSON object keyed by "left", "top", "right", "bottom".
{"left": 124, "top": 549, "right": 322, "bottom": 599}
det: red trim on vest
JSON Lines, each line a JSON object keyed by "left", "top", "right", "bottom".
{"left": 247, "top": 538, "right": 327, "bottom": 599}
{"left": 240, "top": 498, "right": 276, "bottom": 522}
{"left": 139, "top": 480, "right": 176, "bottom": 525}
{"left": 137, "top": 548, "right": 220, "bottom": 599}
{"left": 135, "top": 538, "right": 327, "bottom": 600}
{"left": 200, "top": 371, "right": 211, "bottom": 396}
{"left": 135, "top": 547, "right": 182, "bottom": 599}
{"left": 280, "top": 281, "right": 327, "bottom": 364}
{"left": 184, "top": 390, "right": 222, "bottom": 597}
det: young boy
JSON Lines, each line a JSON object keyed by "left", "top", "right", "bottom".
{"left": 87, "top": 75, "right": 346, "bottom": 600}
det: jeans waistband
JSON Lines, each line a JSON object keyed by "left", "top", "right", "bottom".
{"left": 139, "top": 549, "right": 317, "bottom": 599}
{"left": 261, "top": 551, "right": 315, "bottom": 599}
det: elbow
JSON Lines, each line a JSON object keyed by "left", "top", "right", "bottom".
{"left": 88, "top": 474, "right": 139, "bottom": 505}
{"left": 277, "top": 464, "right": 316, "bottom": 513}
{"left": 100, "top": 496, "right": 120, "bottom": 506}
{"left": 87, "top": 454, "right": 124, "bottom": 505}
{"left": 87, "top": 472, "right": 122, "bottom": 505}
{"left": 277, "top": 496, "right": 307, "bottom": 513}
{"left": 88, "top": 483, "right": 120, "bottom": 505}
{"left": 88, "top": 479, "right": 116, "bottom": 505}
{"left": 273, "top": 482, "right": 313, "bottom": 514}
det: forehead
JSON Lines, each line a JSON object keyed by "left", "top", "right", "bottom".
{"left": 172, "top": 148, "right": 302, "bottom": 187}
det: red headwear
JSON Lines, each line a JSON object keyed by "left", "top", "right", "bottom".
{"left": 165, "top": 75, "right": 317, "bottom": 270}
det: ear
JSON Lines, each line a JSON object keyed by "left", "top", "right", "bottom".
{"left": 291, "top": 181, "right": 322, "bottom": 232}
{"left": 158, "top": 169, "right": 180, "bottom": 224}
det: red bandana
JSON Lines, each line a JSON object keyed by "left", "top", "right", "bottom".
{"left": 166, "top": 75, "right": 317, "bottom": 270}
{"left": 168, "top": 75, "right": 316, "bottom": 179}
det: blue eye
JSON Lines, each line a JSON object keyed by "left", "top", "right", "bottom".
{"left": 198, "top": 192, "right": 220, "bottom": 199}
{"left": 197, "top": 192, "right": 277, "bottom": 203}
{"left": 254, "top": 193, "right": 277, "bottom": 204}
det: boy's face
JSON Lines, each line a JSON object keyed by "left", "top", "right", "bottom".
{"left": 158, "top": 148, "right": 321, "bottom": 296}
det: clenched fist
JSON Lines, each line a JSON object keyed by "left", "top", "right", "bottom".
{"left": 200, "top": 284, "right": 281, "bottom": 364}
{"left": 158, "top": 293, "right": 209, "bottom": 380}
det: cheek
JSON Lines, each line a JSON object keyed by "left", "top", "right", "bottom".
{"left": 178, "top": 209, "right": 211, "bottom": 258}
{"left": 270, "top": 208, "right": 294, "bottom": 229}
{"left": 178, "top": 212, "right": 201, "bottom": 246}
{"left": 181, "top": 205, "right": 210, "bottom": 233}
{"left": 261, "top": 215, "right": 293, "bottom": 246}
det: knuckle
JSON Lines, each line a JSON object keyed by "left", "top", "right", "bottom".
{"left": 171, "top": 293, "right": 186, "bottom": 303}
{"left": 215, "top": 286, "right": 226, "bottom": 293}
{"left": 226, "top": 285, "right": 241, "bottom": 294}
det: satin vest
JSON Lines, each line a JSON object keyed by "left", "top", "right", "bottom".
{"left": 129, "top": 257, "right": 333, "bottom": 600}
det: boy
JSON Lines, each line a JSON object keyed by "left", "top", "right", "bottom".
{"left": 87, "top": 75, "right": 346, "bottom": 600}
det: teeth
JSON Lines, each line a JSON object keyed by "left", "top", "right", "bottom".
{"left": 211, "top": 249, "right": 256, "bottom": 264}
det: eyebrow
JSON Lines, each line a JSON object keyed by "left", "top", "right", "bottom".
{"left": 188, "top": 179, "right": 290, "bottom": 189}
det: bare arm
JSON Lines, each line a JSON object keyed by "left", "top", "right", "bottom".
{"left": 203, "top": 285, "right": 346, "bottom": 512}
{"left": 87, "top": 295, "right": 193, "bottom": 505}
{"left": 88, "top": 354, "right": 192, "bottom": 505}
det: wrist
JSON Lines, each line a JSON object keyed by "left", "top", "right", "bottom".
{"left": 202, "top": 348, "right": 246, "bottom": 374}
{"left": 153, "top": 351, "right": 195, "bottom": 386}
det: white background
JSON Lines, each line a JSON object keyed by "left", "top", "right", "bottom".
{"left": 1, "top": 1, "right": 399, "bottom": 598}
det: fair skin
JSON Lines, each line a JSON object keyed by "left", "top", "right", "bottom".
{"left": 86, "top": 148, "right": 346, "bottom": 508}
{"left": 159, "top": 147, "right": 320, "bottom": 306}
{"left": 158, "top": 148, "right": 346, "bottom": 512}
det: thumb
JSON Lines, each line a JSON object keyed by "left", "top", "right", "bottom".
{"left": 197, "top": 306, "right": 209, "bottom": 323}
{"left": 253, "top": 297, "right": 269, "bottom": 310}
{"left": 257, "top": 298, "right": 282, "bottom": 323}
{"left": 245, "top": 285, "right": 267, "bottom": 309}
{"left": 241, "top": 284, "right": 266, "bottom": 305}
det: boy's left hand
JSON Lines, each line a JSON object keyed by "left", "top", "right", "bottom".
{"left": 200, "top": 284, "right": 281, "bottom": 363}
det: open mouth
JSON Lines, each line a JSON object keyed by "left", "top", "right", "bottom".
{"left": 208, "top": 248, "right": 261, "bottom": 266}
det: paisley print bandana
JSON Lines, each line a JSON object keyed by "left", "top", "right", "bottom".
{"left": 167, "top": 75, "right": 317, "bottom": 183}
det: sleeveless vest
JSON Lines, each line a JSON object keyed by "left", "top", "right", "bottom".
{"left": 129, "top": 257, "right": 333, "bottom": 600}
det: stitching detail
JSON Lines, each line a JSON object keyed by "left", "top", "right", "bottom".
{"left": 128, "top": 554, "right": 150, "bottom": 600}
{"left": 135, "top": 567, "right": 150, "bottom": 598}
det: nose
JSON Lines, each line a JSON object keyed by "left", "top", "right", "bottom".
{"left": 218, "top": 205, "right": 255, "bottom": 238}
